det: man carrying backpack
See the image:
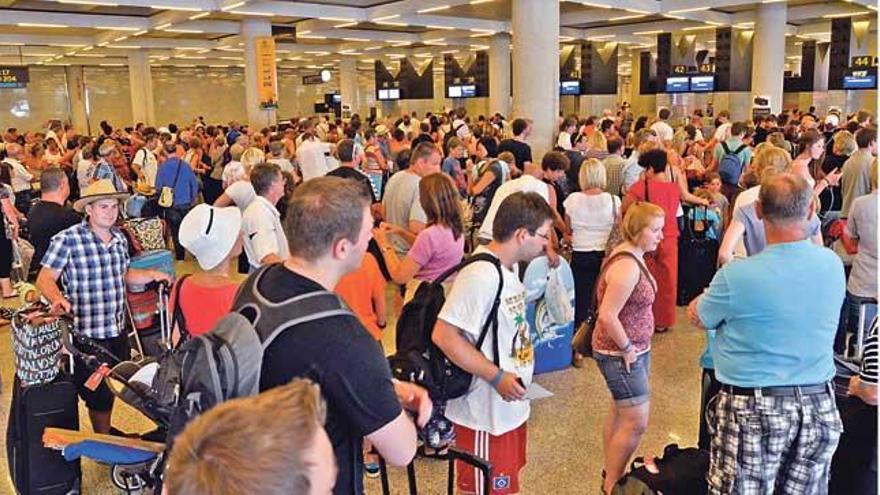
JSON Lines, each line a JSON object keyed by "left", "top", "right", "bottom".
{"left": 432, "top": 192, "right": 556, "bottom": 494}
{"left": 234, "top": 176, "right": 430, "bottom": 495}
{"left": 712, "top": 121, "right": 752, "bottom": 202}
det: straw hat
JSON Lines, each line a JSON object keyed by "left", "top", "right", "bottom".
{"left": 374, "top": 124, "right": 389, "bottom": 136}
{"left": 178, "top": 204, "right": 242, "bottom": 271}
{"left": 73, "top": 179, "right": 129, "bottom": 213}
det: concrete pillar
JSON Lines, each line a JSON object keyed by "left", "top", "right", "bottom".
{"left": 127, "top": 51, "right": 155, "bottom": 126}
{"left": 242, "top": 18, "right": 276, "bottom": 129}
{"left": 511, "top": 0, "right": 558, "bottom": 161}
{"left": 489, "top": 32, "right": 511, "bottom": 117}
{"left": 750, "top": 2, "right": 786, "bottom": 114}
{"left": 64, "top": 65, "right": 89, "bottom": 134}
{"left": 339, "top": 56, "right": 358, "bottom": 117}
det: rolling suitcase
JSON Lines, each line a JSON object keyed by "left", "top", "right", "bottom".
{"left": 378, "top": 447, "right": 492, "bottom": 495}
{"left": 6, "top": 375, "right": 81, "bottom": 495}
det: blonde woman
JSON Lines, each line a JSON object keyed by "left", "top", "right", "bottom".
{"left": 585, "top": 130, "right": 609, "bottom": 161}
{"left": 593, "top": 202, "right": 662, "bottom": 495}
{"left": 718, "top": 146, "right": 823, "bottom": 264}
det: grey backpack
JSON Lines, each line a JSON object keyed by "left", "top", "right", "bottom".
{"left": 164, "top": 265, "right": 354, "bottom": 439}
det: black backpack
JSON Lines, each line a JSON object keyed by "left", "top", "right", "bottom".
{"left": 627, "top": 444, "right": 709, "bottom": 495}
{"left": 388, "top": 252, "right": 502, "bottom": 401}
{"left": 159, "top": 265, "right": 354, "bottom": 442}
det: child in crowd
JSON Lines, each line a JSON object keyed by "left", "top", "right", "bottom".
{"left": 687, "top": 188, "right": 723, "bottom": 241}
{"left": 702, "top": 172, "right": 729, "bottom": 227}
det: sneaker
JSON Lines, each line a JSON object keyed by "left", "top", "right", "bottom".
{"left": 364, "top": 461, "right": 380, "bottom": 479}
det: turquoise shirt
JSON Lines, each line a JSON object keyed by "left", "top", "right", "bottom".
{"left": 697, "top": 240, "right": 845, "bottom": 387}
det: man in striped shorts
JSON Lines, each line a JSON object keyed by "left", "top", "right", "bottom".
{"left": 689, "top": 173, "right": 846, "bottom": 494}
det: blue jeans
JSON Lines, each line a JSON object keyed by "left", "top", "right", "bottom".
{"left": 594, "top": 352, "right": 651, "bottom": 407}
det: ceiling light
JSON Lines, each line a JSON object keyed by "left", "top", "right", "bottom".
{"left": 624, "top": 8, "right": 651, "bottom": 14}
{"left": 220, "top": 1, "right": 245, "bottom": 11}
{"left": 442, "top": 49, "right": 458, "bottom": 54}
{"left": 364, "top": 45, "right": 382, "bottom": 51}
{"left": 96, "top": 26, "right": 142, "bottom": 31}
{"left": 155, "top": 23, "right": 173, "bottom": 29}
{"left": 57, "top": 43, "right": 87, "bottom": 47}
{"left": 107, "top": 45, "right": 142, "bottom": 49}
{"left": 415, "top": 53, "right": 433, "bottom": 58}
{"left": 335, "top": 22, "right": 359, "bottom": 28}
{"left": 559, "top": 35, "right": 575, "bottom": 41}
{"left": 609, "top": 14, "right": 646, "bottom": 21}
{"left": 17, "top": 23, "right": 68, "bottom": 28}
{"left": 470, "top": 0, "right": 494, "bottom": 3}
{"left": 417, "top": 4, "right": 450, "bottom": 13}
{"left": 75, "top": 53, "right": 106, "bottom": 57}
{"left": 588, "top": 34, "right": 616, "bottom": 40}
{"left": 114, "top": 35, "right": 129, "bottom": 41}
{"left": 189, "top": 12, "right": 210, "bottom": 20}
{"left": 133, "top": 30, "right": 148, "bottom": 36}
{"left": 633, "top": 30, "right": 663, "bottom": 35}
{"left": 58, "top": 0, "right": 118, "bottom": 5}
{"left": 26, "top": 53, "right": 56, "bottom": 57}
{"left": 426, "top": 25, "right": 455, "bottom": 30}
{"left": 98, "top": 41, "right": 109, "bottom": 46}
{"left": 682, "top": 26, "right": 714, "bottom": 31}
{"left": 822, "top": 11, "right": 870, "bottom": 18}
{"left": 299, "top": 34, "right": 327, "bottom": 39}
{"left": 304, "top": 50, "right": 331, "bottom": 55}
{"left": 165, "top": 28, "right": 205, "bottom": 33}
{"left": 663, "top": 14, "right": 685, "bottom": 20}
{"left": 219, "top": 56, "right": 243, "bottom": 60}
{"left": 704, "top": 21, "right": 724, "bottom": 26}
{"left": 373, "top": 15, "right": 400, "bottom": 22}
{"left": 668, "top": 7, "right": 710, "bottom": 14}
{"left": 152, "top": 5, "right": 203, "bottom": 11}
{"left": 100, "top": 63, "right": 125, "bottom": 66}
{"left": 209, "top": 64, "right": 229, "bottom": 67}
{"left": 342, "top": 37, "right": 369, "bottom": 42}
{"left": 470, "top": 32, "right": 493, "bottom": 37}
{"left": 319, "top": 17, "right": 355, "bottom": 22}
{"left": 229, "top": 10, "right": 274, "bottom": 17}
{"left": 82, "top": 46, "right": 94, "bottom": 51}
{"left": 579, "top": 1, "right": 610, "bottom": 8}
{"left": 377, "top": 20, "right": 408, "bottom": 26}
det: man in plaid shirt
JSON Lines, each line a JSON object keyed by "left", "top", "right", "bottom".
{"left": 688, "top": 173, "right": 845, "bottom": 494}
{"left": 36, "top": 180, "right": 170, "bottom": 434}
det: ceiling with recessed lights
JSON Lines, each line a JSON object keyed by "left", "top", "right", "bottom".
{"left": 0, "top": 0, "right": 874, "bottom": 73}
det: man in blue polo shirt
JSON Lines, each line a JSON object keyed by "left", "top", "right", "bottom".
{"left": 155, "top": 141, "right": 199, "bottom": 260}
{"left": 688, "top": 173, "right": 845, "bottom": 494}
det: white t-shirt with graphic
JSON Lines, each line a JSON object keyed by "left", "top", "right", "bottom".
{"left": 439, "top": 247, "right": 534, "bottom": 436}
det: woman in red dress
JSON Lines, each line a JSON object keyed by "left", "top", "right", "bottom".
{"left": 622, "top": 148, "right": 681, "bottom": 332}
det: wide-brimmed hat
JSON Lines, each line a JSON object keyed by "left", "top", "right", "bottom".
{"left": 374, "top": 124, "right": 389, "bottom": 136}
{"left": 73, "top": 179, "right": 129, "bottom": 212}
{"left": 178, "top": 204, "right": 242, "bottom": 271}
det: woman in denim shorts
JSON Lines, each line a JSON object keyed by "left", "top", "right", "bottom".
{"left": 591, "top": 202, "right": 663, "bottom": 495}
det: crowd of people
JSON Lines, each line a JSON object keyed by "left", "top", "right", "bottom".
{"left": 0, "top": 101, "right": 877, "bottom": 494}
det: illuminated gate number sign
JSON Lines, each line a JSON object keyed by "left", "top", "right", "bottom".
{"left": 0, "top": 67, "right": 28, "bottom": 89}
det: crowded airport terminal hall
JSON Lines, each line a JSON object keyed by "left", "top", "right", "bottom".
{"left": 0, "top": 0, "right": 878, "bottom": 493}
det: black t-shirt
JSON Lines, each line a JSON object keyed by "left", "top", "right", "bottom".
{"left": 327, "top": 166, "right": 379, "bottom": 203}
{"left": 27, "top": 201, "right": 81, "bottom": 278}
{"left": 479, "top": 136, "right": 499, "bottom": 158}
{"left": 254, "top": 265, "right": 401, "bottom": 495}
{"left": 498, "top": 138, "right": 532, "bottom": 170}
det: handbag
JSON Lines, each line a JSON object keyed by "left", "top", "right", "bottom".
{"left": 571, "top": 251, "right": 654, "bottom": 358}
{"left": 158, "top": 161, "right": 183, "bottom": 208}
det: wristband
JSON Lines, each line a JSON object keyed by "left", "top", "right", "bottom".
{"left": 489, "top": 369, "right": 504, "bottom": 388}
{"left": 621, "top": 341, "right": 634, "bottom": 353}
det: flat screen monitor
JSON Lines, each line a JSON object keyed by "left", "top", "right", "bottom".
{"left": 560, "top": 80, "right": 580, "bottom": 95}
{"left": 387, "top": 88, "right": 400, "bottom": 99}
{"left": 666, "top": 77, "right": 689, "bottom": 93}
{"left": 843, "top": 72, "right": 877, "bottom": 90}
{"left": 378, "top": 89, "right": 389, "bottom": 100}
{"left": 461, "top": 84, "right": 476, "bottom": 97}
{"left": 332, "top": 94, "right": 342, "bottom": 103}
{"left": 448, "top": 86, "right": 462, "bottom": 98}
{"left": 690, "top": 76, "right": 714, "bottom": 92}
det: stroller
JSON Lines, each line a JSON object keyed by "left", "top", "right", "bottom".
{"left": 32, "top": 302, "right": 176, "bottom": 493}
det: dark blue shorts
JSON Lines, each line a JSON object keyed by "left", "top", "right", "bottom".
{"left": 594, "top": 352, "right": 651, "bottom": 407}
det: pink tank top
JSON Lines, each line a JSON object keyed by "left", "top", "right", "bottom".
{"left": 592, "top": 252, "right": 656, "bottom": 353}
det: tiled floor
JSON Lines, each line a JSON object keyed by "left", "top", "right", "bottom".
{"left": 0, "top": 261, "right": 705, "bottom": 494}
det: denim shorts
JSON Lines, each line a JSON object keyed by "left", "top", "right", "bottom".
{"left": 594, "top": 352, "right": 651, "bottom": 407}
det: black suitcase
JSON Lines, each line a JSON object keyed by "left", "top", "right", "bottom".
{"left": 378, "top": 447, "right": 492, "bottom": 495}
{"left": 677, "top": 206, "right": 719, "bottom": 306}
{"left": 6, "top": 375, "right": 81, "bottom": 495}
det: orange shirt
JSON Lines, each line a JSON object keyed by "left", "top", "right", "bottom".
{"left": 169, "top": 277, "right": 240, "bottom": 338}
{"left": 335, "top": 253, "right": 386, "bottom": 340}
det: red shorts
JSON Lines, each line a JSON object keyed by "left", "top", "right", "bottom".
{"left": 454, "top": 422, "right": 528, "bottom": 494}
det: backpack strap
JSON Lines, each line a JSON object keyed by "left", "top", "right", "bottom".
{"left": 733, "top": 144, "right": 748, "bottom": 155}
{"left": 437, "top": 252, "right": 504, "bottom": 366}
{"left": 720, "top": 141, "right": 730, "bottom": 154}
{"left": 234, "top": 265, "right": 356, "bottom": 350}
{"left": 171, "top": 274, "right": 192, "bottom": 345}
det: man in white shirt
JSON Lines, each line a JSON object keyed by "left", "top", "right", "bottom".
{"left": 381, "top": 141, "right": 441, "bottom": 254}
{"left": 433, "top": 191, "right": 555, "bottom": 495}
{"left": 650, "top": 108, "right": 675, "bottom": 145}
{"left": 452, "top": 108, "right": 472, "bottom": 140}
{"left": 222, "top": 144, "right": 246, "bottom": 189}
{"left": 131, "top": 132, "right": 159, "bottom": 189}
{"left": 296, "top": 134, "right": 335, "bottom": 182}
{"left": 2, "top": 143, "right": 34, "bottom": 212}
{"left": 242, "top": 163, "right": 289, "bottom": 271}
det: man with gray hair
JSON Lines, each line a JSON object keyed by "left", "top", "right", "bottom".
{"left": 93, "top": 141, "right": 127, "bottom": 192}
{"left": 688, "top": 173, "right": 845, "bottom": 494}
